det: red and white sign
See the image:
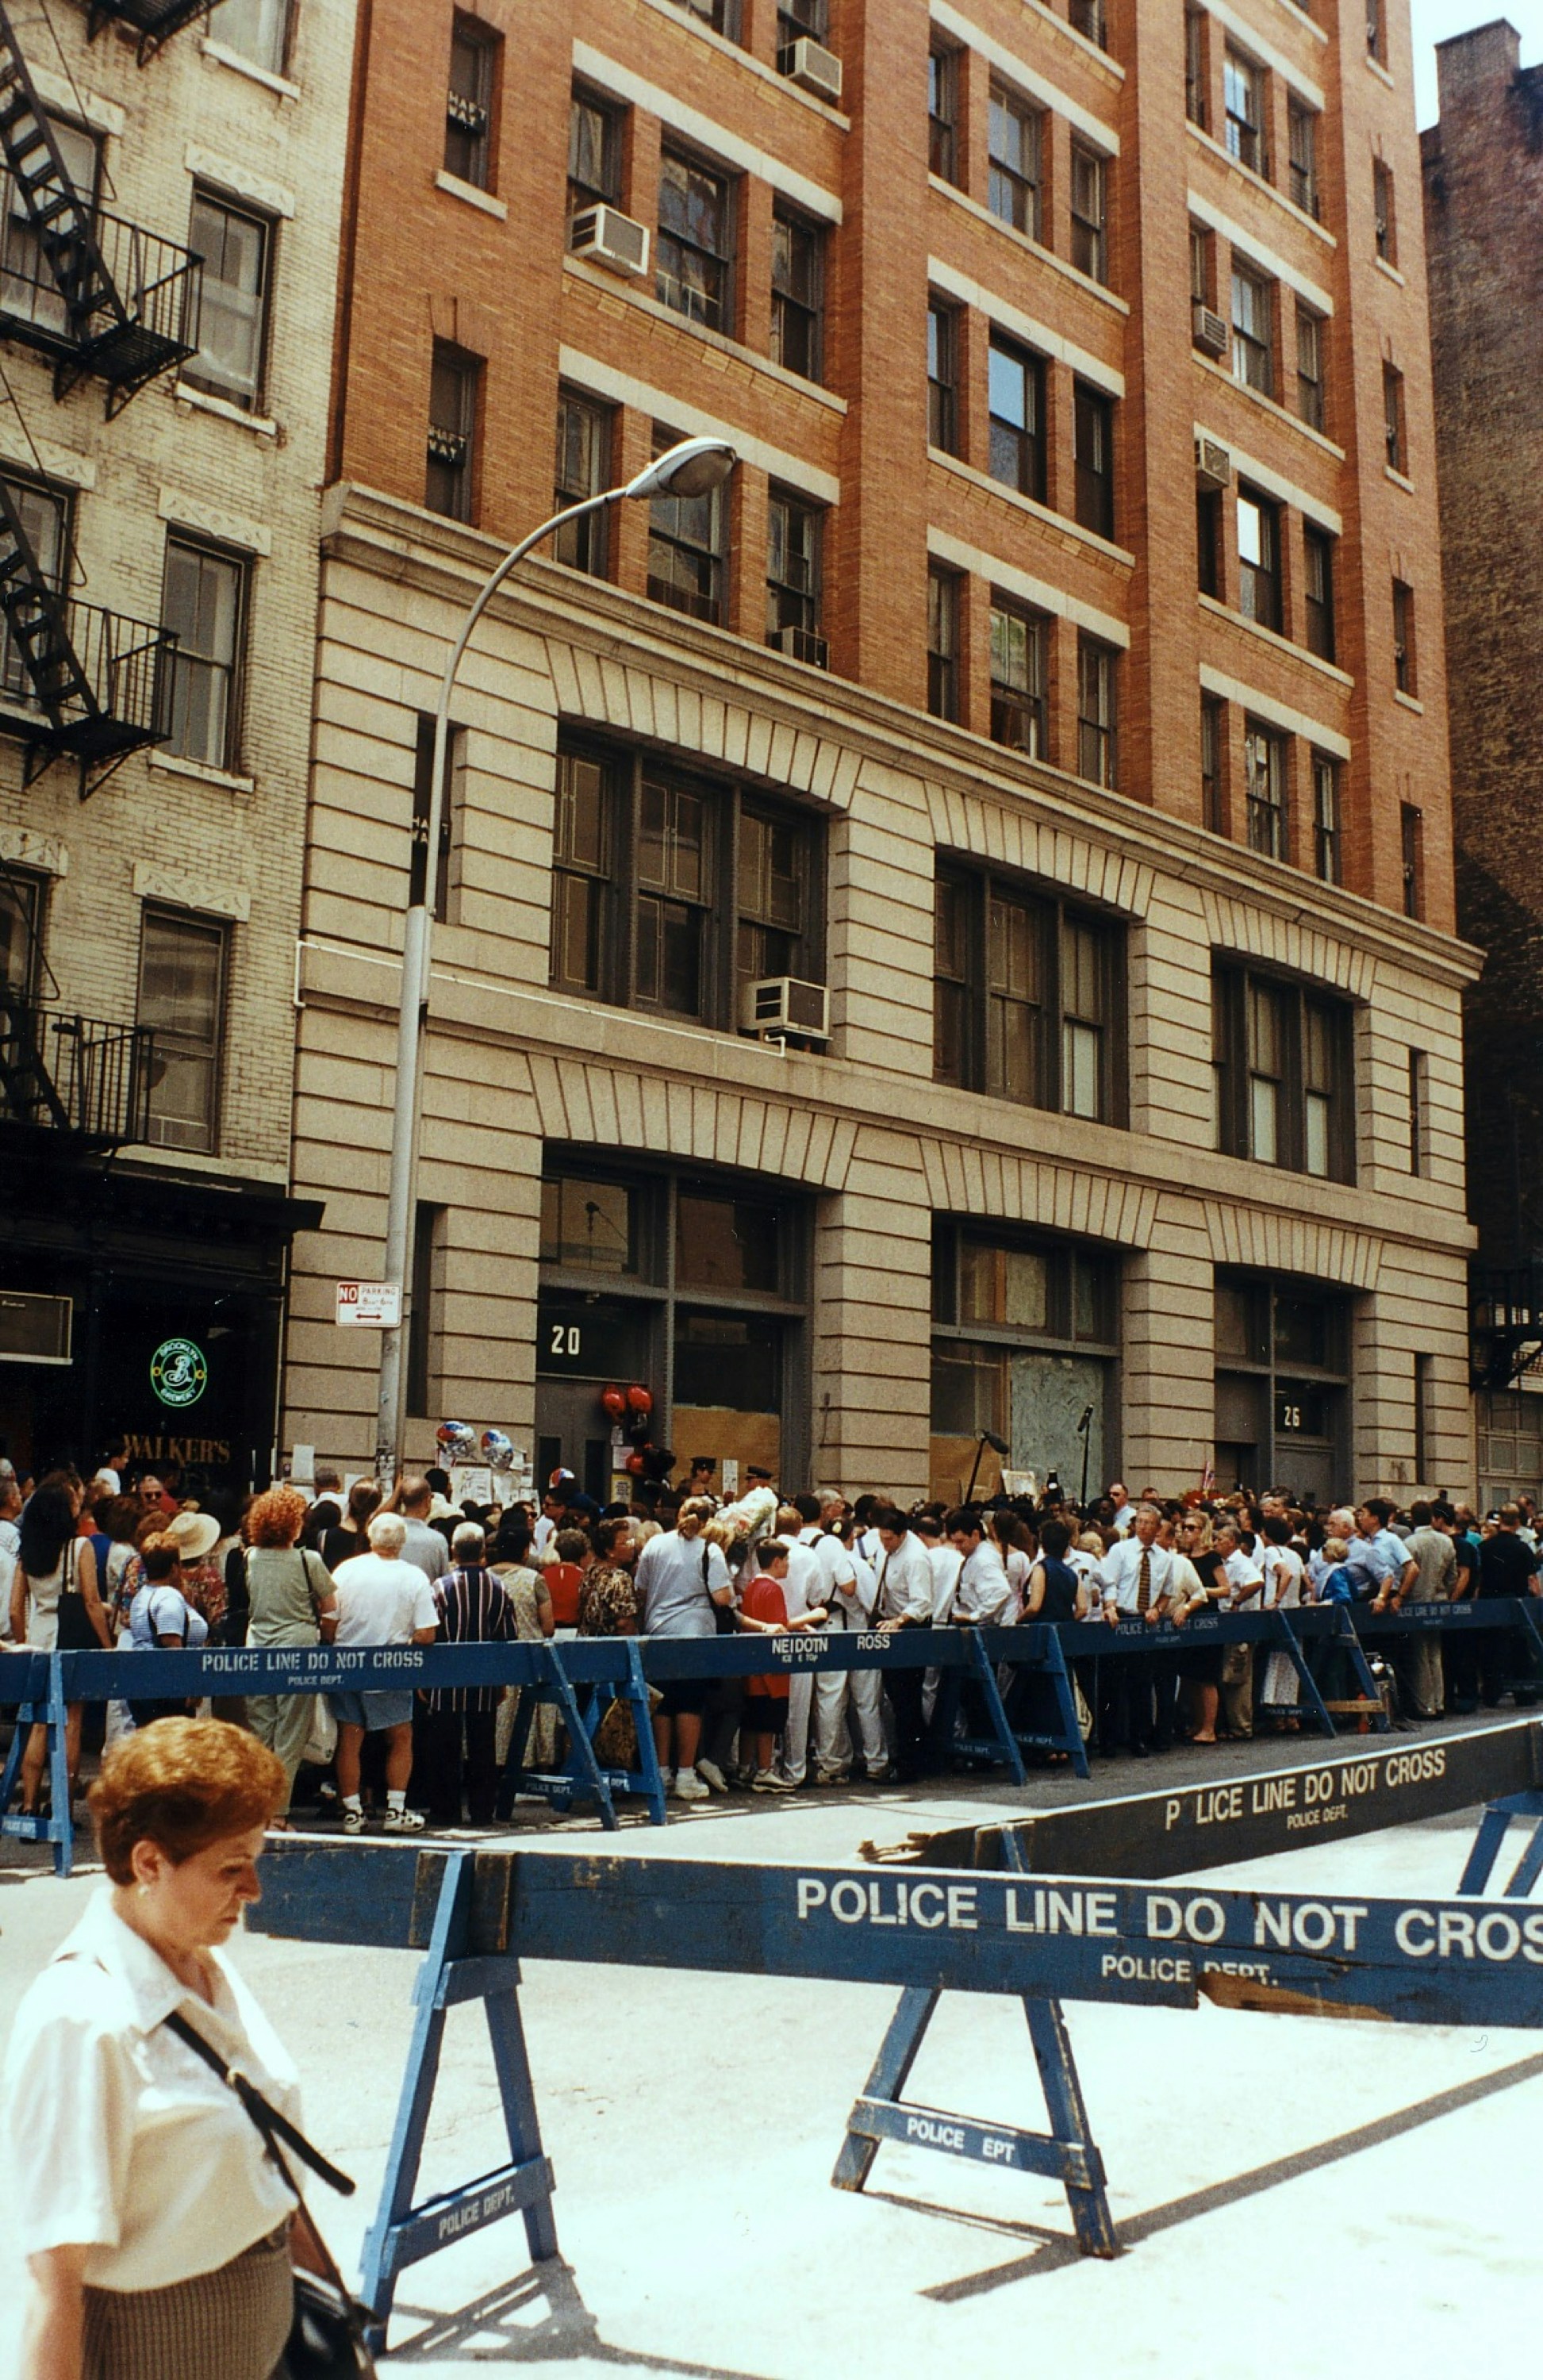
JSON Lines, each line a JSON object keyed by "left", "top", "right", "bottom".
{"left": 335, "top": 1280, "right": 402, "bottom": 1329}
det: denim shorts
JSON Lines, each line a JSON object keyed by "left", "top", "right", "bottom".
{"left": 328, "top": 1687, "right": 415, "bottom": 1730}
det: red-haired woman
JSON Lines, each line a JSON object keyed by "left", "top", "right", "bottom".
{"left": 239, "top": 1487, "right": 337, "bottom": 1819}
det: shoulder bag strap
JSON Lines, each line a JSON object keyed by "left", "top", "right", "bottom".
{"left": 163, "top": 2006, "right": 356, "bottom": 2197}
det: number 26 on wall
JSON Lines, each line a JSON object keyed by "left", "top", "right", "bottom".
{"left": 550, "top": 1323, "right": 582, "bottom": 1357}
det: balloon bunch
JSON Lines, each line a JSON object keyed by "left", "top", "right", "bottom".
{"left": 599, "top": 1383, "right": 674, "bottom": 1483}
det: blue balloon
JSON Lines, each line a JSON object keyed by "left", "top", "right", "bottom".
{"left": 482, "top": 1429, "right": 515, "bottom": 1472}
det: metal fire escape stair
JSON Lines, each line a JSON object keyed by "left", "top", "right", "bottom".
{"left": 0, "top": 8, "right": 201, "bottom": 408}
{"left": 0, "top": 476, "right": 95, "bottom": 731}
{"left": 0, "top": 981, "right": 70, "bottom": 1129}
{"left": 85, "top": 0, "right": 213, "bottom": 68}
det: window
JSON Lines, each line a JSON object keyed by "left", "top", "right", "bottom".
{"left": 1068, "top": 0, "right": 1105, "bottom": 46}
{"left": 406, "top": 1203, "right": 444, "bottom": 1418}
{"left": 931, "top": 1224, "right": 1117, "bottom": 1492}
{"left": 988, "top": 336, "right": 1046, "bottom": 501}
{"left": 927, "top": 564, "right": 960, "bottom": 721}
{"left": 1243, "top": 720, "right": 1287, "bottom": 860}
{"left": 184, "top": 191, "right": 271, "bottom": 411}
{"left": 988, "top": 83, "right": 1041, "bottom": 239}
{"left": 1230, "top": 263, "right": 1273, "bottom": 396}
{"left": 1190, "top": 221, "right": 1213, "bottom": 308}
{"left": 210, "top": 0, "right": 290, "bottom": 75}
{"left": 929, "top": 45, "right": 959, "bottom": 184}
{"left": 554, "top": 387, "right": 613, "bottom": 574}
{"left": 1288, "top": 100, "right": 1319, "bottom": 217}
{"left": 0, "top": 474, "right": 68, "bottom": 704}
{"left": 1214, "top": 962, "right": 1353, "bottom": 1180}
{"left": 0, "top": 116, "right": 98, "bottom": 336}
{"left": 1185, "top": 9, "right": 1207, "bottom": 127}
{"left": 1237, "top": 486, "right": 1282, "bottom": 631}
{"left": 771, "top": 206, "right": 823, "bottom": 382}
{"left": 988, "top": 598, "right": 1048, "bottom": 756}
{"left": 766, "top": 487, "right": 823, "bottom": 657}
{"left": 1409, "top": 1048, "right": 1430, "bottom": 1175}
{"left": 1224, "top": 48, "right": 1266, "bottom": 176}
{"left": 445, "top": 13, "right": 498, "bottom": 190}
{"left": 551, "top": 737, "right": 823, "bottom": 1030}
{"left": 647, "top": 424, "right": 724, "bottom": 623}
{"left": 1077, "top": 635, "right": 1118, "bottom": 788}
{"left": 162, "top": 536, "right": 246, "bottom": 770}
{"left": 568, "top": 86, "right": 621, "bottom": 217}
{"left": 539, "top": 1173, "right": 639, "bottom": 1276}
{"left": 934, "top": 862, "right": 1123, "bottom": 1120}
{"left": 0, "top": 865, "right": 44, "bottom": 996}
{"left": 1070, "top": 144, "right": 1108, "bottom": 283}
{"left": 1392, "top": 578, "right": 1417, "bottom": 695}
{"left": 1296, "top": 304, "right": 1325, "bottom": 432}
{"left": 1312, "top": 752, "right": 1341, "bottom": 884}
{"left": 1366, "top": 0, "right": 1385, "bottom": 61}
{"left": 137, "top": 908, "right": 228, "bottom": 1154}
{"left": 1304, "top": 526, "right": 1335, "bottom": 662}
{"left": 1201, "top": 695, "right": 1225, "bottom": 832}
{"left": 1401, "top": 803, "right": 1423, "bottom": 919}
{"left": 777, "top": 0, "right": 827, "bottom": 48}
{"left": 672, "top": 0, "right": 737, "bottom": 32}
{"left": 657, "top": 148, "right": 732, "bottom": 332}
{"left": 426, "top": 342, "right": 479, "bottom": 522}
{"left": 1383, "top": 363, "right": 1405, "bottom": 473}
{"left": 409, "top": 715, "right": 466, "bottom": 927}
{"left": 1196, "top": 485, "right": 1222, "bottom": 597}
{"left": 927, "top": 299, "right": 958, "bottom": 453}
{"left": 1373, "top": 158, "right": 1396, "bottom": 263}
{"left": 1073, "top": 382, "right": 1115, "bottom": 539}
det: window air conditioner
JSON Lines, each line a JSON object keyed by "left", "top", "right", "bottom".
{"left": 772, "top": 624, "right": 830, "bottom": 669}
{"left": 569, "top": 204, "right": 650, "bottom": 279}
{"left": 1192, "top": 302, "right": 1230, "bottom": 358}
{"left": 741, "top": 976, "right": 831, "bottom": 1042}
{"left": 0, "top": 1290, "right": 72, "bottom": 1365}
{"left": 777, "top": 36, "right": 843, "bottom": 102}
{"left": 1196, "top": 435, "right": 1233, "bottom": 493}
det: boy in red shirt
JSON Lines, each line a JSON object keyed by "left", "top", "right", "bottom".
{"left": 735, "top": 1541, "right": 824, "bottom": 1793}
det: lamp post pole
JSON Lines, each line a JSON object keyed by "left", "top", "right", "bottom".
{"left": 372, "top": 440, "right": 737, "bottom": 1484}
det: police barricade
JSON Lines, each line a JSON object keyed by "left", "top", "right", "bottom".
{"left": 247, "top": 1828, "right": 1543, "bottom": 2341}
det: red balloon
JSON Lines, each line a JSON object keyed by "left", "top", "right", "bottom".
{"left": 624, "top": 1448, "right": 647, "bottom": 1476}
{"left": 601, "top": 1385, "right": 628, "bottom": 1419}
{"left": 625, "top": 1384, "right": 653, "bottom": 1416}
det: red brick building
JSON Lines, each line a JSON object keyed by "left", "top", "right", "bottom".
{"left": 1422, "top": 18, "right": 1543, "bottom": 1502}
{"left": 286, "top": 0, "right": 1476, "bottom": 1505}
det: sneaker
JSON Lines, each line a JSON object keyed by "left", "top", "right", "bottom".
{"left": 813, "top": 1771, "right": 850, "bottom": 1787}
{"left": 340, "top": 1806, "right": 367, "bottom": 1834}
{"left": 383, "top": 1805, "right": 426, "bottom": 1832}
{"left": 672, "top": 1768, "right": 709, "bottom": 1802}
{"left": 695, "top": 1758, "right": 729, "bottom": 1795}
{"left": 753, "top": 1768, "right": 796, "bottom": 1793}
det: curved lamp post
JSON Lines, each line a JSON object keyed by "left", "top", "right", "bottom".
{"left": 374, "top": 436, "right": 739, "bottom": 1480}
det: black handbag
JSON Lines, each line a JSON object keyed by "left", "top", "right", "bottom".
{"left": 163, "top": 2009, "right": 377, "bottom": 2377}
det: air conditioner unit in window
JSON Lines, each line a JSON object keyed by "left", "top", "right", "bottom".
{"left": 1196, "top": 435, "right": 1233, "bottom": 493}
{"left": 569, "top": 204, "right": 650, "bottom": 279}
{"left": 772, "top": 624, "right": 830, "bottom": 670}
{"left": 777, "top": 36, "right": 843, "bottom": 102}
{"left": 1192, "top": 303, "right": 1230, "bottom": 358}
{"left": 741, "top": 976, "right": 831, "bottom": 1042}
{"left": 0, "top": 1290, "right": 71, "bottom": 1365}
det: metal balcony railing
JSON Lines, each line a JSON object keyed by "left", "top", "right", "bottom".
{"left": 0, "top": 989, "right": 155, "bottom": 1145}
{"left": 0, "top": 589, "right": 178, "bottom": 797}
{"left": 83, "top": 0, "right": 214, "bottom": 63}
{"left": 0, "top": 195, "right": 203, "bottom": 409}
{"left": 1470, "top": 1265, "right": 1543, "bottom": 1388}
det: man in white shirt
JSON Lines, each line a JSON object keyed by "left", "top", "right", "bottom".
{"left": 328, "top": 1511, "right": 438, "bottom": 1833}
{"left": 1094, "top": 1505, "right": 1175, "bottom": 1754}
{"left": 1107, "top": 1482, "right": 1138, "bottom": 1537}
{"left": 393, "top": 1477, "right": 451, "bottom": 1583}
{"left": 873, "top": 1510, "right": 935, "bottom": 1781}
{"left": 947, "top": 1511, "right": 1015, "bottom": 1625}
{"left": 1215, "top": 1520, "right": 1265, "bottom": 1739}
{"left": 812, "top": 1518, "right": 887, "bottom": 1783}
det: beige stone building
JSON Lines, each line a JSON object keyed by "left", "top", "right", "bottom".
{"left": 0, "top": 0, "right": 355, "bottom": 1493}
{"left": 286, "top": 0, "right": 1476, "bottom": 1510}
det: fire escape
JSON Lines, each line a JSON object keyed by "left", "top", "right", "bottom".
{"left": 0, "top": 859, "right": 155, "bottom": 1146}
{"left": 0, "top": 6, "right": 202, "bottom": 794}
{"left": 1469, "top": 1269, "right": 1543, "bottom": 1391}
{"left": 83, "top": 0, "right": 218, "bottom": 69}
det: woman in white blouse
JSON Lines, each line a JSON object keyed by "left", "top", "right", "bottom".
{"left": 4, "top": 1718, "right": 328, "bottom": 2379}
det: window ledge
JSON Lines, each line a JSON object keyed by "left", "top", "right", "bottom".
{"left": 633, "top": 0, "right": 851, "bottom": 127}
{"left": 1384, "top": 463, "right": 1415, "bottom": 494}
{"left": 1365, "top": 53, "right": 1396, "bottom": 91}
{"left": 1191, "top": 351, "right": 1347, "bottom": 462}
{"left": 928, "top": 447, "right": 1135, "bottom": 569}
{"left": 1015, "top": 0, "right": 1126, "bottom": 82}
{"left": 434, "top": 169, "right": 508, "bottom": 221}
{"left": 1374, "top": 254, "right": 1406, "bottom": 287}
{"left": 1185, "top": 122, "right": 1338, "bottom": 249}
{"left": 1261, "top": 0, "right": 1328, "bottom": 45}
{"left": 149, "top": 750, "right": 256, "bottom": 797}
{"left": 172, "top": 382, "right": 279, "bottom": 438}
{"left": 200, "top": 37, "right": 301, "bottom": 100}
{"left": 1198, "top": 592, "right": 1355, "bottom": 688}
{"left": 929, "top": 177, "right": 1130, "bottom": 317}
{"left": 561, "top": 254, "right": 849, "bottom": 413}
{"left": 1394, "top": 689, "right": 1425, "bottom": 715}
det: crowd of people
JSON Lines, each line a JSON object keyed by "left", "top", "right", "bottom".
{"left": 3, "top": 1450, "right": 1541, "bottom": 1822}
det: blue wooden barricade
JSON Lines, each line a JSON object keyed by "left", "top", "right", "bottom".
{"left": 0, "top": 1650, "right": 72, "bottom": 1875}
{"left": 248, "top": 1833, "right": 1543, "bottom": 2341}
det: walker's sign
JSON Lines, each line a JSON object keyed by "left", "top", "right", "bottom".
{"left": 867, "top": 1718, "right": 1543, "bottom": 1879}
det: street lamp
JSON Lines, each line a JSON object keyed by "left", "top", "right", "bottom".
{"left": 373, "top": 436, "right": 739, "bottom": 1482}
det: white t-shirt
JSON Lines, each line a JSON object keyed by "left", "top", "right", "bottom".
{"left": 329, "top": 1553, "right": 438, "bottom": 1646}
{"left": 1261, "top": 1544, "right": 1305, "bottom": 1607}
{"left": 3, "top": 1891, "right": 301, "bottom": 2290}
{"left": 1223, "top": 1545, "right": 1266, "bottom": 1601}
{"left": 780, "top": 1537, "right": 823, "bottom": 1620}
{"left": 925, "top": 1542, "right": 963, "bottom": 1621}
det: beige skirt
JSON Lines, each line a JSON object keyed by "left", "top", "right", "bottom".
{"left": 83, "top": 2224, "right": 292, "bottom": 2380}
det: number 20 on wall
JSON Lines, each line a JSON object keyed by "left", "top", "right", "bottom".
{"left": 550, "top": 1324, "right": 582, "bottom": 1357}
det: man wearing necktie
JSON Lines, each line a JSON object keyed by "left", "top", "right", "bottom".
{"left": 1093, "top": 1504, "right": 1175, "bottom": 1755}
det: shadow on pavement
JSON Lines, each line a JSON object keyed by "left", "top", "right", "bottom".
{"left": 390, "top": 2256, "right": 775, "bottom": 2376}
